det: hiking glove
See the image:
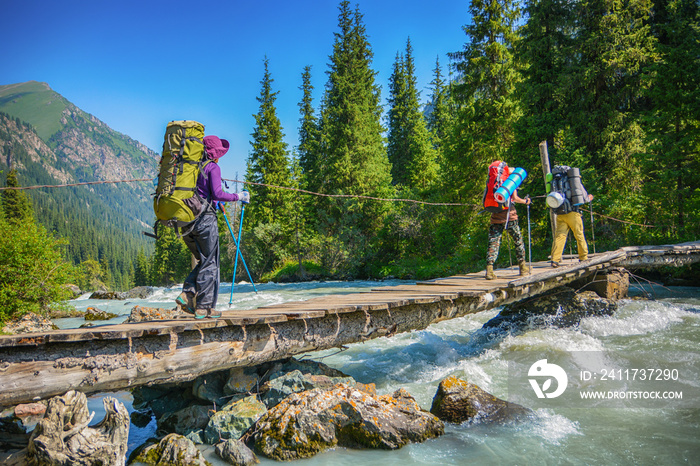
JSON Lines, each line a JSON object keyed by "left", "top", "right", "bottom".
{"left": 238, "top": 191, "right": 250, "bottom": 204}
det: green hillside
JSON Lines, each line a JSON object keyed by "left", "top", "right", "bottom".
{"left": 0, "top": 81, "right": 68, "bottom": 141}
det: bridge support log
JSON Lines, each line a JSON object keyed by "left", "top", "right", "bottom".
{"left": 571, "top": 267, "right": 629, "bottom": 300}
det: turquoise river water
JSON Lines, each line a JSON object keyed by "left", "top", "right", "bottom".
{"left": 59, "top": 279, "right": 700, "bottom": 465}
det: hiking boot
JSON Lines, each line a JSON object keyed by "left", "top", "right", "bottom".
{"left": 519, "top": 262, "right": 530, "bottom": 276}
{"left": 485, "top": 265, "right": 496, "bottom": 280}
{"left": 194, "top": 308, "right": 222, "bottom": 319}
{"left": 175, "top": 292, "right": 196, "bottom": 314}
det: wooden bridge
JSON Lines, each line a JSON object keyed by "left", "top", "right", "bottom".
{"left": 0, "top": 241, "right": 698, "bottom": 408}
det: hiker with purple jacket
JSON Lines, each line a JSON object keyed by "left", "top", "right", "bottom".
{"left": 176, "top": 135, "right": 250, "bottom": 318}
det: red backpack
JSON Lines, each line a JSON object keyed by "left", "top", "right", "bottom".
{"left": 483, "top": 161, "right": 512, "bottom": 213}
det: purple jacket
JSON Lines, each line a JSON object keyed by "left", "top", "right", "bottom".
{"left": 197, "top": 161, "right": 238, "bottom": 203}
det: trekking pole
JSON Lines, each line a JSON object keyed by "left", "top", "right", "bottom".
{"left": 526, "top": 195, "right": 532, "bottom": 271}
{"left": 219, "top": 202, "right": 257, "bottom": 304}
{"left": 589, "top": 199, "right": 596, "bottom": 254}
{"left": 232, "top": 200, "right": 257, "bottom": 297}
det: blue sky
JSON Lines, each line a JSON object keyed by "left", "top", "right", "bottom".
{"left": 2, "top": 0, "right": 469, "bottom": 180}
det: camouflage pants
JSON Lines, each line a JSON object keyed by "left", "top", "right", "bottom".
{"left": 486, "top": 220, "right": 526, "bottom": 266}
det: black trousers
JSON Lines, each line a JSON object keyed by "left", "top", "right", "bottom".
{"left": 182, "top": 213, "right": 220, "bottom": 310}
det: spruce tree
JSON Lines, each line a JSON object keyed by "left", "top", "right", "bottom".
{"left": 246, "top": 57, "right": 294, "bottom": 225}
{"left": 565, "top": 0, "right": 657, "bottom": 198}
{"left": 318, "top": 1, "right": 393, "bottom": 252}
{"left": 642, "top": 0, "right": 700, "bottom": 239}
{"left": 244, "top": 57, "right": 296, "bottom": 276}
{"left": 298, "top": 66, "right": 321, "bottom": 193}
{"left": 426, "top": 57, "right": 454, "bottom": 165}
{"left": 515, "top": 0, "right": 575, "bottom": 164}
{"left": 443, "top": 0, "right": 522, "bottom": 246}
{"left": 388, "top": 38, "right": 438, "bottom": 191}
{"left": 387, "top": 50, "right": 410, "bottom": 186}
{"left": 2, "top": 169, "right": 34, "bottom": 225}
{"left": 447, "top": 0, "right": 521, "bottom": 194}
{"left": 150, "top": 228, "right": 190, "bottom": 286}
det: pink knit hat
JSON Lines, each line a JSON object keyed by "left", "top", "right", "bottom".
{"left": 203, "top": 135, "right": 230, "bottom": 160}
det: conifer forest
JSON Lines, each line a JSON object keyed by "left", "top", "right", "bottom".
{"left": 1, "top": 0, "right": 698, "bottom": 321}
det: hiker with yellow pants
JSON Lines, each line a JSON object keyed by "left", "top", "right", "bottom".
{"left": 546, "top": 165, "right": 594, "bottom": 267}
{"left": 550, "top": 209, "right": 592, "bottom": 266}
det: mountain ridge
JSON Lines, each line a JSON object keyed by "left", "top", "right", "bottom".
{"left": 0, "top": 81, "right": 162, "bottom": 289}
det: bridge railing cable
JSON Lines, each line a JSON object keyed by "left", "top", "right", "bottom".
{"left": 0, "top": 177, "right": 654, "bottom": 227}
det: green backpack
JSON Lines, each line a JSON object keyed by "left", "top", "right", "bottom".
{"left": 153, "top": 120, "right": 211, "bottom": 236}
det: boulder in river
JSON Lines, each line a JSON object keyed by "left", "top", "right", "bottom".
{"left": 84, "top": 307, "right": 118, "bottom": 321}
{"left": 430, "top": 376, "right": 532, "bottom": 424}
{"left": 251, "top": 384, "right": 444, "bottom": 461}
{"left": 485, "top": 286, "right": 618, "bottom": 330}
{"left": 1, "top": 312, "right": 58, "bottom": 334}
{"left": 126, "top": 305, "right": 183, "bottom": 322}
{"left": 88, "top": 286, "right": 154, "bottom": 301}
{"left": 132, "top": 433, "right": 208, "bottom": 466}
{"left": 216, "top": 438, "right": 259, "bottom": 465}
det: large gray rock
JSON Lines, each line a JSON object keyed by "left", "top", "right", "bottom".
{"left": 132, "top": 433, "right": 208, "bottom": 466}
{"left": 157, "top": 404, "right": 213, "bottom": 437}
{"left": 126, "top": 305, "right": 183, "bottom": 322}
{"left": 486, "top": 286, "right": 617, "bottom": 329}
{"left": 27, "top": 390, "right": 130, "bottom": 466}
{"left": 252, "top": 384, "right": 444, "bottom": 461}
{"left": 123, "top": 286, "right": 155, "bottom": 299}
{"left": 204, "top": 395, "right": 267, "bottom": 444}
{"left": 2, "top": 312, "right": 57, "bottom": 334}
{"left": 430, "top": 376, "right": 532, "bottom": 424}
{"left": 215, "top": 438, "right": 259, "bottom": 465}
{"left": 260, "top": 369, "right": 356, "bottom": 408}
{"left": 88, "top": 287, "right": 154, "bottom": 300}
{"left": 89, "top": 290, "right": 127, "bottom": 300}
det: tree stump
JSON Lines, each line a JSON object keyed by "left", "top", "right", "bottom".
{"left": 27, "top": 390, "right": 130, "bottom": 466}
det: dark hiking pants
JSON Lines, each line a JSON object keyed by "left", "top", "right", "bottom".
{"left": 182, "top": 213, "right": 220, "bottom": 310}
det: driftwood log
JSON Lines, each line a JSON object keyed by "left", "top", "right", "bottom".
{"left": 25, "top": 390, "right": 129, "bottom": 465}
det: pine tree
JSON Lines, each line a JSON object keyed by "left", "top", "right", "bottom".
{"left": 642, "top": 0, "right": 700, "bottom": 239}
{"left": 2, "top": 169, "right": 34, "bottom": 225}
{"left": 246, "top": 57, "right": 294, "bottom": 225}
{"left": 426, "top": 57, "right": 454, "bottom": 164}
{"left": 446, "top": 0, "right": 522, "bottom": 203}
{"left": 515, "top": 0, "right": 575, "bottom": 163}
{"left": 565, "top": 0, "right": 657, "bottom": 196}
{"left": 298, "top": 66, "right": 321, "bottom": 193}
{"left": 244, "top": 57, "right": 296, "bottom": 277}
{"left": 318, "top": 1, "right": 393, "bottom": 251}
{"left": 387, "top": 38, "right": 438, "bottom": 191}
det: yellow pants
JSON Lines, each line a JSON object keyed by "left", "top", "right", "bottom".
{"left": 551, "top": 211, "right": 588, "bottom": 263}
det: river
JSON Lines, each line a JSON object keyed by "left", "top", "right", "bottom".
{"left": 61, "top": 279, "right": 700, "bottom": 465}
